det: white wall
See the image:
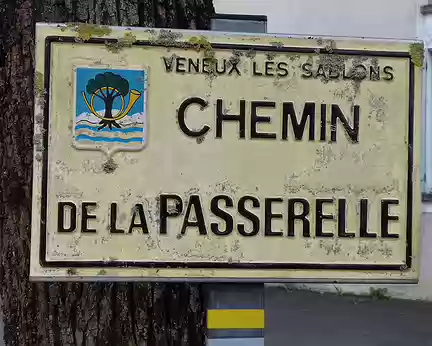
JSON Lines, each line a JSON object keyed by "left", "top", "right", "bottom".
{"left": 214, "top": 0, "right": 426, "bottom": 39}
{"left": 214, "top": 0, "right": 432, "bottom": 301}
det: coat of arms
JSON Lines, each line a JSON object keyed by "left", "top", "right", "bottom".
{"left": 73, "top": 67, "right": 147, "bottom": 155}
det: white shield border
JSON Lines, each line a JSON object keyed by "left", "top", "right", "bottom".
{"left": 71, "top": 63, "right": 149, "bottom": 158}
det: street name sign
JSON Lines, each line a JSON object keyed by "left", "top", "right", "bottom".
{"left": 31, "top": 23, "right": 423, "bottom": 282}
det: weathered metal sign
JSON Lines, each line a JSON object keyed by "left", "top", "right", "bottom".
{"left": 31, "top": 23, "right": 422, "bottom": 282}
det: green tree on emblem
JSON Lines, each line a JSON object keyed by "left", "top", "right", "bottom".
{"left": 86, "top": 72, "right": 129, "bottom": 130}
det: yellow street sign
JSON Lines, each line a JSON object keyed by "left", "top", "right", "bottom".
{"left": 31, "top": 23, "right": 422, "bottom": 282}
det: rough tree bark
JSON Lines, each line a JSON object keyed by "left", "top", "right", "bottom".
{"left": 0, "top": 0, "right": 214, "bottom": 345}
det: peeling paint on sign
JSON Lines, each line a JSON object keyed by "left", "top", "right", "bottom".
{"left": 30, "top": 23, "right": 422, "bottom": 283}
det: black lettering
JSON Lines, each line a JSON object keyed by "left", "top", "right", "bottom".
{"left": 238, "top": 196, "right": 260, "bottom": 236}
{"left": 228, "top": 61, "right": 241, "bottom": 76}
{"left": 250, "top": 101, "right": 277, "bottom": 139}
{"left": 277, "top": 62, "right": 289, "bottom": 77}
{"left": 128, "top": 204, "right": 149, "bottom": 234}
{"left": 216, "top": 99, "right": 246, "bottom": 139}
{"left": 320, "top": 104, "right": 326, "bottom": 141}
{"left": 253, "top": 62, "right": 263, "bottom": 76}
{"left": 331, "top": 104, "right": 359, "bottom": 143}
{"left": 353, "top": 65, "right": 367, "bottom": 80}
{"left": 57, "top": 202, "right": 77, "bottom": 233}
{"left": 188, "top": 58, "right": 200, "bottom": 73}
{"left": 329, "top": 68, "right": 340, "bottom": 79}
{"left": 265, "top": 61, "right": 275, "bottom": 76}
{"left": 337, "top": 199, "right": 355, "bottom": 238}
{"left": 282, "top": 102, "right": 315, "bottom": 141}
{"left": 265, "top": 198, "right": 283, "bottom": 236}
{"left": 216, "top": 60, "right": 227, "bottom": 74}
{"left": 163, "top": 56, "right": 174, "bottom": 72}
{"left": 343, "top": 66, "right": 350, "bottom": 80}
{"left": 301, "top": 63, "right": 313, "bottom": 78}
{"left": 160, "top": 194, "right": 183, "bottom": 235}
{"left": 383, "top": 66, "right": 394, "bottom": 81}
{"left": 109, "top": 203, "right": 124, "bottom": 234}
{"left": 381, "top": 199, "right": 399, "bottom": 238}
{"left": 180, "top": 195, "right": 207, "bottom": 235}
{"left": 202, "top": 58, "right": 210, "bottom": 74}
{"left": 359, "top": 199, "right": 376, "bottom": 238}
{"left": 287, "top": 198, "right": 310, "bottom": 237}
{"left": 370, "top": 66, "right": 380, "bottom": 81}
{"left": 315, "top": 64, "right": 326, "bottom": 78}
{"left": 176, "top": 57, "right": 186, "bottom": 73}
{"left": 177, "top": 97, "right": 210, "bottom": 137}
{"left": 81, "top": 202, "right": 97, "bottom": 233}
{"left": 210, "top": 195, "right": 234, "bottom": 236}
{"left": 315, "top": 199, "right": 334, "bottom": 237}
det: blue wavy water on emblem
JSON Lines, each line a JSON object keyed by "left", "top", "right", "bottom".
{"left": 75, "top": 135, "right": 144, "bottom": 143}
{"left": 75, "top": 125, "right": 144, "bottom": 133}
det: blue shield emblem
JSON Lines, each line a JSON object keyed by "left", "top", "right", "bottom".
{"left": 73, "top": 67, "right": 147, "bottom": 154}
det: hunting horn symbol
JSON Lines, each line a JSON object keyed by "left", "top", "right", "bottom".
{"left": 82, "top": 88, "right": 142, "bottom": 122}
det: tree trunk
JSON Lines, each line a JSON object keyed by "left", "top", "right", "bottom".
{"left": 0, "top": 0, "right": 214, "bottom": 345}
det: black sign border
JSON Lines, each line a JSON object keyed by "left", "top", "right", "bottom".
{"left": 39, "top": 36, "right": 415, "bottom": 271}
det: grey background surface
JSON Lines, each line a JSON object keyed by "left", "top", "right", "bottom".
{"left": 265, "top": 286, "right": 432, "bottom": 346}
